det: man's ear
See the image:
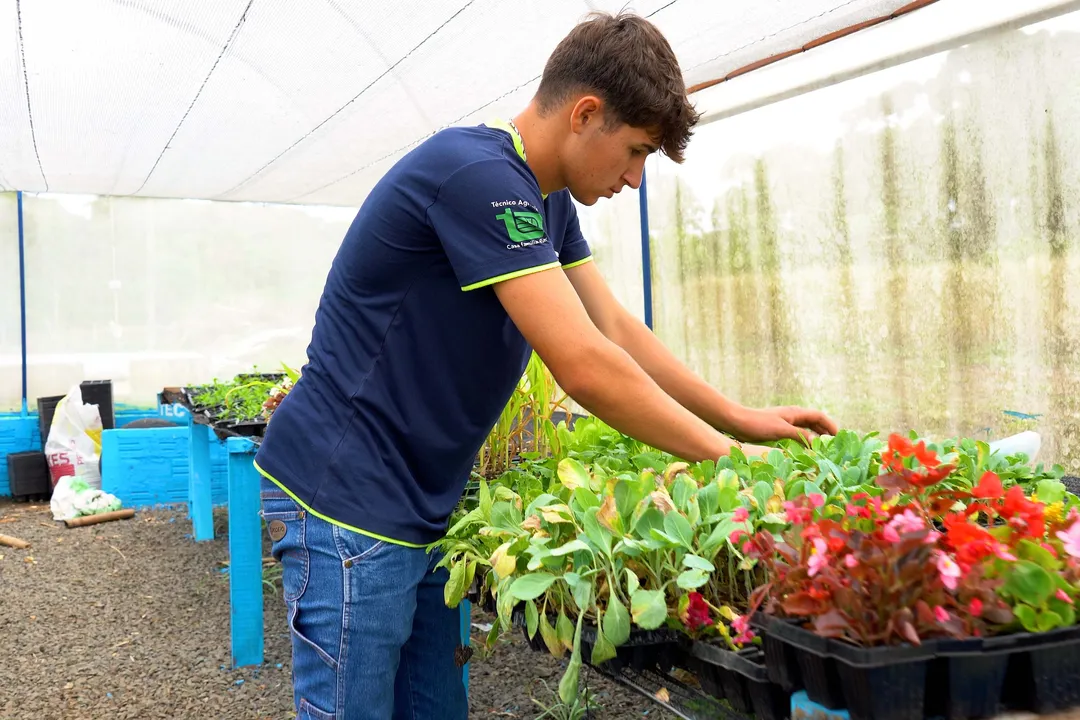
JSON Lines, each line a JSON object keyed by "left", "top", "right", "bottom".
{"left": 569, "top": 95, "right": 603, "bottom": 135}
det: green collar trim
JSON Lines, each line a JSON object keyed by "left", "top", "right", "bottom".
{"left": 487, "top": 117, "right": 546, "bottom": 200}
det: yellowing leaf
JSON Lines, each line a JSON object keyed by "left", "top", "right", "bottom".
{"left": 489, "top": 542, "right": 517, "bottom": 579}
{"left": 521, "top": 515, "right": 542, "bottom": 532}
{"left": 655, "top": 688, "right": 670, "bottom": 702}
{"left": 557, "top": 458, "right": 589, "bottom": 491}
{"left": 597, "top": 496, "right": 624, "bottom": 536}
{"left": 663, "top": 462, "right": 690, "bottom": 487}
{"left": 650, "top": 489, "right": 676, "bottom": 514}
{"left": 539, "top": 504, "right": 574, "bottom": 524}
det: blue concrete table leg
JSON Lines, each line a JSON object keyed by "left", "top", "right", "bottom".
{"left": 227, "top": 436, "right": 263, "bottom": 667}
{"left": 188, "top": 422, "right": 214, "bottom": 541}
{"left": 460, "top": 599, "right": 471, "bottom": 697}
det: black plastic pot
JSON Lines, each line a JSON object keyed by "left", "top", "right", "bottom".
{"left": 828, "top": 636, "right": 936, "bottom": 720}
{"left": 764, "top": 616, "right": 845, "bottom": 709}
{"left": 925, "top": 637, "right": 1009, "bottom": 719}
{"left": 579, "top": 625, "right": 683, "bottom": 673}
{"left": 688, "top": 641, "right": 790, "bottom": 720}
{"left": 996, "top": 624, "right": 1080, "bottom": 714}
{"left": 7, "top": 451, "right": 51, "bottom": 501}
{"left": 753, "top": 614, "right": 802, "bottom": 692}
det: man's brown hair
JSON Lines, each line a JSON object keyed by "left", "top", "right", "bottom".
{"left": 536, "top": 11, "right": 700, "bottom": 164}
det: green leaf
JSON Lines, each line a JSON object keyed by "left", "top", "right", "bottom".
{"left": 583, "top": 508, "right": 613, "bottom": 556}
{"left": 539, "top": 612, "right": 563, "bottom": 657}
{"left": 557, "top": 611, "right": 575, "bottom": 651}
{"left": 479, "top": 480, "right": 493, "bottom": 520}
{"left": 753, "top": 481, "right": 773, "bottom": 513}
{"left": 509, "top": 573, "right": 558, "bottom": 601}
{"left": 632, "top": 507, "right": 666, "bottom": 537}
{"left": 672, "top": 475, "right": 696, "bottom": 511}
{"left": 677, "top": 569, "right": 709, "bottom": 589}
{"left": 526, "top": 599, "right": 539, "bottom": 639}
{"left": 717, "top": 486, "right": 740, "bottom": 513}
{"left": 701, "top": 518, "right": 738, "bottom": 560}
{"left": 648, "top": 528, "right": 680, "bottom": 546}
{"left": 558, "top": 614, "right": 584, "bottom": 705}
{"left": 1037, "top": 609, "right": 1064, "bottom": 633}
{"left": 572, "top": 487, "right": 601, "bottom": 513}
{"left": 686, "top": 496, "right": 701, "bottom": 528}
{"left": 1015, "top": 539, "right": 1061, "bottom": 571}
{"left": 663, "top": 511, "right": 694, "bottom": 550}
{"left": 603, "top": 596, "right": 631, "bottom": 646}
{"left": 1036, "top": 479, "right": 1066, "bottom": 505}
{"left": 558, "top": 458, "right": 590, "bottom": 491}
{"left": 591, "top": 626, "right": 618, "bottom": 664}
{"left": 491, "top": 500, "right": 521, "bottom": 530}
{"left": 696, "top": 482, "right": 720, "bottom": 517}
{"left": 551, "top": 539, "right": 592, "bottom": 557}
{"left": 1050, "top": 597, "right": 1076, "bottom": 627}
{"left": 444, "top": 559, "right": 467, "bottom": 608}
{"left": 571, "top": 577, "right": 592, "bottom": 611}
{"left": 626, "top": 569, "right": 640, "bottom": 597}
{"left": 1003, "top": 561, "right": 1055, "bottom": 606}
{"left": 683, "top": 554, "right": 715, "bottom": 572}
{"left": 631, "top": 589, "right": 668, "bottom": 630}
{"left": 716, "top": 469, "right": 740, "bottom": 492}
{"left": 497, "top": 577, "right": 515, "bottom": 631}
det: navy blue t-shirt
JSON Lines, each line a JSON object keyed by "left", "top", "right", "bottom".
{"left": 254, "top": 122, "right": 592, "bottom": 546}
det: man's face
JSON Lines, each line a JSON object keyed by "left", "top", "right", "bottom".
{"left": 562, "top": 106, "right": 658, "bottom": 206}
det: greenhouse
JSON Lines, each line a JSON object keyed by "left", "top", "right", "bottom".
{"left": 2, "top": 1, "right": 1080, "bottom": 718}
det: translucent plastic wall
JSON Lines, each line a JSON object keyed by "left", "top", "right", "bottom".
{"left": 623, "top": 14, "right": 1080, "bottom": 469}
{"left": 0, "top": 194, "right": 355, "bottom": 410}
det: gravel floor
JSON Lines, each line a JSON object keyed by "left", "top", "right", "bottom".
{"left": 0, "top": 501, "right": 675, "bottom": 720}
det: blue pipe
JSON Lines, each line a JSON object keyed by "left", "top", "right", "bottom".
{"left": 639, "top": 169, "right": 653, "bottom": 330}
{"left": 17, "top": 191, "right": 27, "bottom": 415}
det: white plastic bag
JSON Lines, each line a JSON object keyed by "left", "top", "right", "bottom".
{"left": 44, "top": 384, "right": 103, "bottom": 491}
{"left": 50, "top": 475, "right": 122, "bottom": 521}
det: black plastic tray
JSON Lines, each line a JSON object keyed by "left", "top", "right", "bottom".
{"left": 688, "top": 641, "right": 790, "bottom": 720}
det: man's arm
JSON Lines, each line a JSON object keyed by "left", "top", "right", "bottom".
{"left": 564, "top": 260, "right": 837, "bottom": 444}
{"left": 492, "top": 266, "right": 759, "bottom": 463}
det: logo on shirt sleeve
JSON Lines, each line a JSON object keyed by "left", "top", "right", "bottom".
{"left": 496, "top": 208, "right": 545, "bottom": 243}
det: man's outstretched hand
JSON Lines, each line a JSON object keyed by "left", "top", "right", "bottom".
{"left": 732, "top": 405, "right": 840, "bottom": 446}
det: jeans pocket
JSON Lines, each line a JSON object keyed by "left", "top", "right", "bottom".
{"left": 287, "top": 599, "right": 340, "bottom": 672}
{"left": 261, "top": 499, "right": 308, "bottom": 603}
{"left": 332, "top": 524, "right": 389, "bottom": 568}
{"left": 297, "top": 697, "right": 336, "bottom": 720}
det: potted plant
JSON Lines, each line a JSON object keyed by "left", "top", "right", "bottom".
{"left": 736, "top": 433, "right": 1080, "bottom": 720}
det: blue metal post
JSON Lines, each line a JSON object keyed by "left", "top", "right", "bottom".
{"left": 17, "top": 191, "right": 28, "bottom": 415}
{"left": 227, "top": 436, "right": 263, "bottom": 667}
{"left": 188, "top": 422, "right": 214, "bottom": 541}
{"left": 460, "top": 599, "right": 471, "bottom": 696}
{"left": 638, "top": 169, "right": 653, "bottom": 330}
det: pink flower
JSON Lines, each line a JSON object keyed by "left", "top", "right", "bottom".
{"left": 1056, "top": 520, "right": 1080, "bottom": 559}
{"left": 934, "top": 605, "right": 950, "bottom": 623}
{"left": 742, "top": 541, "right": 753, "bottom": 554}
{"left": 1056, "top": 589, "right": 1074, "bottom": 605}
{"left": 889, "top": 509, "right": 925, "bottom": 534}
{"left": 732, "top": 613, "right": 755, "bottom": 644}
{"left": 882, "top": 525, "right": 901, "bottom": 543}
{"left": 924, "top": 530, "right": 941, "bottom": 545}
{"left": 783, "top": 501, "right": 812, "bottom": 525}
{"left": 844, "top": 554, "right": 858, "bottom": 568}
{"left": 733, "top": 507, "right": 749, "bottom": 522}
{"left": 935, "top": 551, "right": 962, "bottom": 590}
{"left": 729, "top": 529, "right": 746, "bottom": 543}
{"left": 994, "top": 544, "right": 1017, "bottom": 562}
{"left": 968, "top": 598, "right": 983, "bottom": 617}
{"left": 808, "top": 538, "right": 829, "bottom": 577}
{"left": 809, "top": 493, "right": 825, "bottom": 508}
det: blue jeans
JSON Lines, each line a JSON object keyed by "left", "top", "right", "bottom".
{"left": 260, "top": 478, "right": 468, "bottom": 719}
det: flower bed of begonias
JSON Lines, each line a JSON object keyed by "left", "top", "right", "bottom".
{"left": 434, "top": 418, "right": 1074, "bottom": 717}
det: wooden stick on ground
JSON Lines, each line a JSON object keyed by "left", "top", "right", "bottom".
{"left": 0, "top": 534, "right": 31, "bottom": 550}
{"left": 64, "top": 509, "right": 136, "bottom": 528}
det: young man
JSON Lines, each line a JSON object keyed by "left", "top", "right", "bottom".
{"left": 254, "top": 11, "right": 837, "bottom": 720}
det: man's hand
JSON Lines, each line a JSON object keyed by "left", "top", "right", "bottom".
{"left": 732, "top": 406, "right": 839, "bottom": 446}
